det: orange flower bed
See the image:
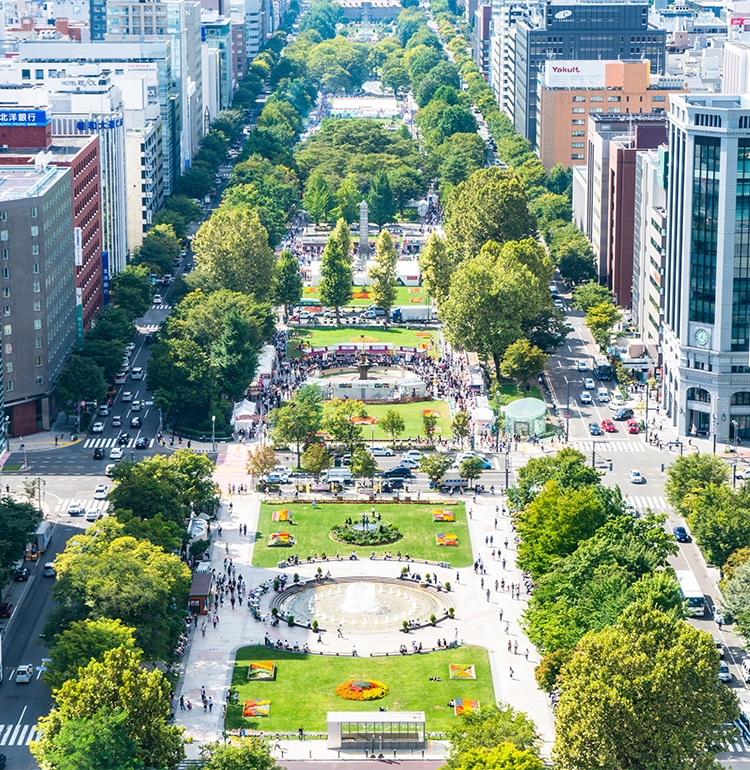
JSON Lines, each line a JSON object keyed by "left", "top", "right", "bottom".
{"left": 449, "top": 664, "right": 476, "bottom": 680}
{"left": 248, "top": 661, "right": 276, "bottom": 680}
{"left": 409, "top": 298, "right": 424, "bottom": 303}
{"left": 423, "top": 409, "right": 440, "bottom": 418}
{"left": 335, "top": 679, "right": 389, "bottom": 701}
{"left": 437, "top": 533, "right": 458, "bottom": 546}
{"left": 272, "top": 510, "right": 291, "bottom": 522}
{"left": 242, "top": 699, "right": 271, "bottom": 717}
{"left": 454, "top": 698, "right": 479, "bottom": 716}
{"left": 433, "top": 510, "right": 455, "bottom": 522}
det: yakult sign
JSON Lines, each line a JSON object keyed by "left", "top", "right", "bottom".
{"left": 543, "top": 60, "right": 607, "bottom": 88}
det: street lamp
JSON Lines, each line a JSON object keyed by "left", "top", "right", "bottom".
{"left": 371, "top": 423, "right": 374, "bottom": 448}
{"left": 732, "top": 420, "right": 740, "bottom": 487}
{"left": 211, "top": 415, "right": 216, "bottom": 452}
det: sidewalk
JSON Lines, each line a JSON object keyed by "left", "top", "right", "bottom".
{"left": 175, "top": 444, "right": 555, "bottom": 761}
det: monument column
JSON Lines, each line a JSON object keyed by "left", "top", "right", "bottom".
{"left": 358, "top": 200, "right": 369, "bottom": 270}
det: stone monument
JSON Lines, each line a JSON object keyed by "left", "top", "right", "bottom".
{"left": 358, "top": 199, "right": 369, "bottom": 269}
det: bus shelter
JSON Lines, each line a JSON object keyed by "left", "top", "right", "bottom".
{"left": 327, "top": 712, "right": 425, "bottom": 752}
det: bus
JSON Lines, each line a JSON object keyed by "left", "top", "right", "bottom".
{"left": 676, "top": 570, "right": 706, "bottom": 617}
{"left": 594, "top": 354, "right": 613, "bottom": 380}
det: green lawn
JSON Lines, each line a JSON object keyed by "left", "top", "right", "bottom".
{"left": 364, "top": 400, "right": 451, "bottom": 441}
{"left": 226, "top": 645, "right": 495, "bottom": 733}
{"left": 252, "top": 501, "right": 472, "bottom": 568}
{"left": 288, "top": 326, "right": 439, "bottom": 359}
{"left": 301, "top": 285, "right": 428, "bottom": 308}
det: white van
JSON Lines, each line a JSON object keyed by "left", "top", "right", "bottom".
{"left": 323, "top": 468, "right": 353, "bottom": 484}
{"left": 440, "top": 473, "right": 469, "bottom": 493}
{"left": 131, "top": 367, "right": 144, "bottom": 380}
{"left": 597, "top": 388, "right": 610, "bottom": 403}
{"left": 742, "top": 659, "right": 750, "bottom": 682}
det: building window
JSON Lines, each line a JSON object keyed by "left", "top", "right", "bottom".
{"left": 33, "top": 301, "right": 41, "bottom": 312}
{"left": 733, "top": 139, "right": 750, "bottom": 350}
{"left": 687, "top": 387, "right": 711, "bottom": 403}
{"left": 3, "top": 324, "right": 10, "bottom": 336}
{"left": 571, "top": 153, "right": 585, "bottom": 160}
{"left": 2, "top": 288, "right": 9, "bottom": 298}
{"left": 572, "top": 108, "right": 585, "bottom": 114}
{"left": 21, "top": 69, "right": 30, "bottom": 81}
{"left": 35, "top": 376, "right": 43, "bottom": 386}
{"left": 0, "top": 231, "right": 8, "bottom": 242}
{"left": 652, "top": 95, "right": 666, "bottom": 102}
{"left": 4, "top": 343, "right": 10, "bottom": 354}
{"left": 608, "top": 96, "right": 621, "bottom": 102}
{"left": 5, "top": 381, "right": 13, "bottom": 392}
{"left": 35, "top": 355, "right": 43, "bottom": 367}
{"left": 590, "top": 96, "right": 603, "bottom": 102}
{"left": 572, "top": 131, "right": 585, "bottom": 137}
{"left": 572, "top": 119, "right": 585, "bottom": 125}
{"left": 35, "top": 337, "right": 42, "bottom": 348}
{"left": 608, "top": 108, "right": 621, "bottom": 113}
{"left": 3, "top": 306, "right": 9, "bottom": 317}
{"left": 30, "top": 226, "right": 39, "bottom": 237}
{"left": 731, "top": 391, "right": 750, "bottom": 405}
{"left": 689, "top": 136, "right": 721, "bottom": 325}
{"left": 1, "top": 269, "right": 8, "bottom": 280}
{"left": 572, "top": 96, "right": 586, "bottom": 102}
{"left": 590, "top": 108, "right": 603, "bottom": 113}
{"left": 32, "top": 263, "right": 40, "bottom": 274}
{"left": 33, "top": 282, "right": 40, "bottom": 293}
{"left": 571, "top": 142, "right": 585, "bottom": 148}
{"left": 4, "top": 363, "right": 11, "bottom": 374}
{"left": 0, "top": 211, "right": 6, "bottom": 222}
{"left": 30, "top": 206, "right": 38, "bottom": 218}
{"left": 35, "top": 69, "right": 43, "bottom": 80}
{"left": 1, "top": 250, "right": 7, "bottom": 260}
{"left": 33, "top": 319, "right": 42, "bottom": 330}
{"left": 31, "top": 245, "right": 39, "bottom": 255}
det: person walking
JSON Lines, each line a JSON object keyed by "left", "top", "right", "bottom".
{"left": 201, "top": 622, "right": 206, "bottom": 637}
{"left": 509, "top": 667, "right": 514, "bottom": 679}
{"left": 337, "top": 625, "right": 343, "bottom": 638}
{"left": 180, "top": 696, "right": 185, "bottom": 710}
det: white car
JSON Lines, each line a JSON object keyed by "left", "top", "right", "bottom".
{"left": 105, "top": 464, "right": 117, "bottom": 477}
{"left": 93, "top": 485, "right": 108, "bottom": 500}
{"left": 401, "top": 450, "right": 422, "bottom": 461}
{"left": 110, "top": 447, "right": 123, "bottom": 460}
{"left": 554, "top": 299, "right": 565, "bottom": 309}
{"left": 86, "top": 510, "right": 101, "bottom": 522}
{"left": 736, "top": 467, "right": 750, "bottom": 480}
{"left": 125, "top": 342, "right": 136, "bottom": 353}
{"left": 580, "top": 391, "right": 592, "bottom": 404}
{"left": 609, "top": 397, "right": 626, "bottom": 411}
{"left": 121, "top": 391, "right": 133, "bottom": 402}
{"left": 15, "top": 664, "right": 34, "bottom": 683}
{"left": 576, "top": 360, "right": 588, "bottom": 371}
{"left": 629, "top": 469, "right": 644, "bottom": 484}
{"left": 368, "top": 446, "right": 394, "bottom": 457}
{"left": 584, "top": 378, "right": 595, "bottom": 390}
{"left": 91, "top": 421, "right": 105, "bottom": 434}
{"left": 68, "top": 503, "right": 84, "bottom": 516}
{"left": 153, "top": 294, "right": 163, "bottom": 304}
{"left": 399, "top": 457, "right": 420, "bottom": 469}
{"left": 718, "top": 662, "right": 733, "bottom": 683}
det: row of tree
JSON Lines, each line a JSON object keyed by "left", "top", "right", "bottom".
{"left": 504, "top": 448, "right": 739, "bottom": 769}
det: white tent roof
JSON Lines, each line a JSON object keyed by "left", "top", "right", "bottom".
{"left": 231, "top": 399, "right": 257, "bottom": 426}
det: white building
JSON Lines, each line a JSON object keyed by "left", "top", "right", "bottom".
{"left": 662, "top": 93, "right": 750, "bottom": 442}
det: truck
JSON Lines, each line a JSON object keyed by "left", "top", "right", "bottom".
{"left": 34, "top": 521, "right": 52, "bottom": 554}
{"left": 391, "top": 305, "right": 434, "bottom": 323}
{"left": 438, "top": 473, "right": 469, "bottom": 493}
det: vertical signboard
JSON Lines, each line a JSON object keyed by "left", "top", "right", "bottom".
{"left": 75, "top": 287, "right": 84, "bottom": 348}
{"left": 101, "top": 251, "right": 110, "bottom": 306}
{"left": 74, "top": 227, "right": 83, "bottom": 267}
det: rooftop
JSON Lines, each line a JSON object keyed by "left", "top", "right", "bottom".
{"left": 0, "top": 164, "right": 67, "bottom": 201}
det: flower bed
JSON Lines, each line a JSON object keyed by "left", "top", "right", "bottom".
{"left": 242, "top": 699, "right": 271, "bottom": 717}
{"left": 453, "top": 698, "right": 479, "bottom": 716}
{"left": 436, "top": 533, "right": 458, "bottom": 546}
{"left": 269, "top": 532, "right": 295, "bottom": 547}
{"left": 423, "top": 409, "right": 440, "bottom": 418}
{"left": 272, "top": 510, "right": 292, "bottom": 522}
{"left": 331, "top": 520, "right": 402, "bottom": 546}
{"left": 433, "top": 510, "right": 455, "bottom": 522}
{"left": 449, "top": 664, "right": 476, "bottom": 680}
{"left": 335, "top": 679, "right": 388, "bottom": 701}
{"left": 248, "top": 661, "right": 276, "bottom": 680}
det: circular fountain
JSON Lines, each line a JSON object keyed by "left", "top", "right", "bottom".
{"left": 273, "top": 577, "right": 452, "bottom": 633}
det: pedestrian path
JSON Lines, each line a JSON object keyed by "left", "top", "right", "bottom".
{"left": 624, "top": 495, "right": 670, "bottom": 514}
{"left": 0, "top": 723, "right": 39, "bottom": 746}
{"left": 83, "top": 437, "right": 154, "bottom": 449}
{"left": 52, "top": 498, "right": 109, "bottom": 514}
{"left": 569, "top": 439, "right": 648, "bottom": 453}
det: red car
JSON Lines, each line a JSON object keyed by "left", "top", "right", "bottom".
{"left": 0, "top": 602, "right": 13, "bottom": 618}
{"left": 601, "top": 419, "right": 617, "bottom": 433}
{"left": 627, "top": 419, "right": 640, "bottom": 434}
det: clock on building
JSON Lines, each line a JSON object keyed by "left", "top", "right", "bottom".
{"left": 694, "top": 328, "right": 709, "bottom": 347}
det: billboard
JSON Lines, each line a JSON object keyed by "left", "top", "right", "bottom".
{"left": 543, "top": 60, "right": 607, "bottom": 89}
{"left": 0, "top": 109, "right": 50, "bottom": 126}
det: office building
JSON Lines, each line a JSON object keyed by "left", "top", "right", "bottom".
{"left": 105, "top": 0, "right": 203, "bottom": 169}
{"left": 230, "top": 0, "right": 266, "bottom": 56}
{"left": 231, "top": 16, "right": 247, "bottom": 83}
{"left": 537, "top": 60, "right": 683, "bottom": 169}
{"left": 662, "top": 94, "right": 750, "bottom": 441}
{"left": 473, "top": 4, "right": 491, "bottom": 81}
{"left": 202, "top": 11, "right": 234, "bottom": 117}
{"left": 507, "top": 0, "right": 667, "bottom": 147}
{"left": 0, "top": 160, "right": 77, "bottom": 436}
{"left": 632, "top": 147, "right": 668, "bottom": 366}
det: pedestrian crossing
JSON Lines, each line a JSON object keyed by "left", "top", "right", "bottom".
{"left": 624, "top": 495, "right": 670, "bottom": 514}
{"left": 722, "top": 731, "right": 750, "bottom": 755}
{"left": 569, "top": 439, "right": 648, "bottom": 453}
{"left": 0, "top": 723, "right": 39, "bottom": 746}
{"left": 53, "top": 498, "right": 109, "bottom": 513}
{"left": 83, "top": 437, "right": 154, "bottom": 449}
{"left": 138, "top": 323, "right": 161, "bottom": 333}
{"left": 153, "top": 303, "right": 172, "bottom": 310}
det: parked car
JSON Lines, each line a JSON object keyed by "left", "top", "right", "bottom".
{"left": 673, "top": 525, "right": 692, "bottom": 543}
{"left": 368, "top": 446, "right": 394, "bottom": 457}
{"left": 398, "top": 457, "right": 420, "bottom": 469}
{"left": 381, "top": 478, "right": 406, "bottom": 492}
{"left": 382, "top": 466, "right": 412, "bottom": 479}
{"left": 719, "top": 662, "right": 733, "bottom": 683}
{"left": 13, "top": 567, "right": 29, "bottom": 582}
{"left": 601, "top": 419, "right": 617, "bottom": 433}
{"left": 105, "top": 464, "right": 117, "bottom": 477}
{"left": 627, "top": 419, "right": 640, "bottom": 434}
{"left": 401, "top": 450, "right": 422, "bottom": 461}
{"left": 716, "top": 640, "right": 726, "bottom": 658}
{"left": 628, "top": 469, "right": 644, "bottom": 484}
{"left": 265, "top": 471, "right": 290, "bottom": 485}
{"left": 588, "top": 422, "right": 604, "bottom": 436}
{"left": 0, "top": 602, "right": 12, "bottom": 618}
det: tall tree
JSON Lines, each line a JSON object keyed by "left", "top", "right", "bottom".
{"left": 368, "top": 229, "right": 399, "bottom": 319}
{"left": 452, "top": 411, "right": 470, "bottom": 446}
{"left": 56, "top": 355, "right": 107, "bottom": 409}
{"left": 444, "top": 167, "right": 537, "bottom": 264}
{"left": 301, "top": 442, "right": 332, "bottom": 478}
{"left": 111, "top": 265, "right": 152, "bottom": 321}
{"left": 389, "top": 167, "right": 424, "bottom": 216}
{"left": 585, "top": 301, "right": 619, "bottom": 350}
{"left": 500, "top": 338, "right": 549, "bottom": 388}
{"left": 571, "top": 281, "right": 613, "bottom": 313}
{"left": 367, "top": 170, "right": 396, "bottom": 228}
{"left": 322, "top": 398, "right": 367, "bottom": 452}
{"left": 209, "top": 308, "right": 260, "bottom": 399}
{"left": 418, "top": 453, "right": 453, "bottom": 489}
{"left": 665, "top": 453, "right": 730, "bottom": 516}
{"left": 350, "top": 447, "right": 377, "bottom": 480}
{"left": 192, "top": 208, "right": 274, "bottom": 301}
{"left": 419, "top": 232, "right": 453, "bottom": 308}
{"left": 379, "top": 409, "right": 405, "bottom": 445}
{"left": 304, "top": 170, "right": 333, "bottom": 225}
{"left": 269, "top": 386, "right": 324, "bottom": 467}
{"left": 319, "top": 234, "right": 353, "bottom": 324}
{"left": 273, "top": 250, "right": 303, "bottom": 319}
{"left": 334, "top": 174, "right": 362, "bottom": 223}
{"left": 31, "top": 646, "right": 184, "bottom": 770}
{"left": 553, "top": 607, "right": 737, "bottom": 770}
{"left": 330, "top": 217, "right": 353, "bottom": 264}
{"left": 0, "top": 497, "right": 40, "bottom": 586}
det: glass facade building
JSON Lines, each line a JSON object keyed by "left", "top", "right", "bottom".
{"left": 327, "top": 712, "right": 425, "bottom": 752}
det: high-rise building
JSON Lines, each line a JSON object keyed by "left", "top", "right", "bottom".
{"left": 506, "top": 0, "right": 666, "bottom": 147}
{"left": 663, "top": 94, "right": 750, "bottom": 441}
{"left": 105, "top": 0, "right": 203, "bottom": 170}
{"left": 202, "top": 10, "right": 234, "bottom": 118}
{"left": 473, "top": 4, "right": 491, "bottom": 81}
{"left": 0, "top": 159, "right": 77, "bottom": 436}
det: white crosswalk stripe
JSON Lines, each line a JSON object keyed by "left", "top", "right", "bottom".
{"left": 153, "top": 303, "right": 171, "bottom": 310}
{"left": 722, "top": 732, "right": 750, "bottom": 754}
{"left": 569, "top": 439, "right": 648, "bottom": 453}
{"left": 624, "top": 495, "right": 670, "bottom": 514}
{"left": 53, "top": 498, "right": 109, "bottom": 513}
{"left": 0, "top": 723, "right": 38, "bottom": 746}
{"left": 138, "top": 323, "right": 161, "bottom": 333}
{"left": 83, "top": 437, "right": 136, "bottom": 449}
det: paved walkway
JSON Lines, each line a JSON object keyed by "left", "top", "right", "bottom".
{"left": 176, "top": 444, "right": 555, "bottom": 762}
